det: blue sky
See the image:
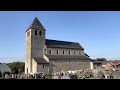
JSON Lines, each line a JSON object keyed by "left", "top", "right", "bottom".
{"left": 0, "top": 11, "right": 120, "bottom": 63}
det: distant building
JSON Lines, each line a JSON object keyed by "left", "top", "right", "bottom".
{"left": 104, "top": 61, "right": 120, "bottom": 71}
{"left": 25, "top": 17, "right": 92, "bottom": 75}
{"left": 0, "top": 63, "right": 11, "bottom": 74}
{"left": 91, "top": 58, "right": 108, "bottom": 69}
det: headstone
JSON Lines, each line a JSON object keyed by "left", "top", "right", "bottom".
{"left": 52, "top": 75, "right": 59, "bottom": 79}
{"left": 61, "top": 75, "right": 70, "bottom": 79}
{"left": 12, "top": 74, "right": 14, "bottom": 78}
{"left": 5, "top": 74, "right": 8, "bottom": 79}
{"left": 20, "top": 74, "right": 23, "bottom": 79}
{"left": 15, "top": 74, "right": 17, "bottom": 78}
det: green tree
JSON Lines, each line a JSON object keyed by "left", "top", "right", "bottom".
{"left": 101, "top": 58, "right": 107, "bottom": 61}
{"left": 6, "top": 61, "right": 25, "bottom": 74}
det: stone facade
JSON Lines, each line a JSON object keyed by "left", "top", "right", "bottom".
{"left": 25, "top": 17, "right": 92, "bottom": 75}
{"left": 25, "top": 30, "right": 32, "bottom": 74}
{"left": 49, "top": 60, "right": 90, "bottom": 73}
{"left": 47, "top": 48, "right": 84, "bottom": 56}
{"left": 25, "top": 18, "right": 48, "bottom": 74}
{"left": 37, "top": 64, "right": 49, "bottom": 74}
{"left": 32, "top": 58, "right": 37, "bottom": 73}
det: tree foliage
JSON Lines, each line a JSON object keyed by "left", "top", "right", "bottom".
{"left": 101, "top": 58, "right": 107, "bottom": 61}
{"left": 6, "top": 62, "right": 25, "bottom": 74}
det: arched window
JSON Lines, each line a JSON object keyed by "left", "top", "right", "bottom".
{"left": 69, "top": 51, "right": 70, "bottom": 55}
{"left": 39, "top": 31, "right": 42, "bottom": 36}
{"left": 35, "top": 30, "right": 37, "bottom": 35}
{"left": 79, "top": 51, "right": 81, "bottom": 55}
{"left": 44, "top": 49, "right": 47, "bottom": 54}
{"left": 57, "top": 50, "right": 58, "bottom": 54}
{"left": 63, "top": 50, "right": 64, "bottom": 55}
{"left": 74, "top": 51, "right": 75, "bottom": 55}
{"left": 49, "top": 50, "right": 51, "bottom": 54}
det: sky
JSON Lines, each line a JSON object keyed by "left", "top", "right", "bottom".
{"left": 0, "top": 11, "right": 120, "bottom": 63}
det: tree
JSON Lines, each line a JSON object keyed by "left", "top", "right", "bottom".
{"left": 6, "top": 61, "right": 25, "bottom": 74}
{"left": 101, "top": 58, "right": 107, "bottom": 61}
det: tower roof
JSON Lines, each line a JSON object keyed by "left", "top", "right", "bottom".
{"left": 26, "top": 17, "right": 45, "bottom": 32}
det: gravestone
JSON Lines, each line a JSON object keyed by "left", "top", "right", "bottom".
{"left": 5, "top": 74, "right": 8, "bottom": 79}
{"left": 12, "top": 74, "right": 14, "bottom": 78}
{"left": 52, "top": 75, "right": 59, "bottom": 79}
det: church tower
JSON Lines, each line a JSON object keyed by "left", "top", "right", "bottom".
{"left": 25, "top": 17, "right": 46, "bottom": 75}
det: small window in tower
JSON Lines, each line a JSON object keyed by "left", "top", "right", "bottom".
{"left": 69, "top": 51, "right": 70, "bottom": 55}
{"left": 27, "top": 31, "right": 30, "bottom": 37}
{"left": 69, "top": 61, "right": 70, "bottom": 63}
{"left": 74, "top": 51, "right": 75, "bottom": 55}
{"left": 35, "top": 30, "right": 37, "bottom": 35}
{"left": 63, "top": 50, "right": 64, "bottom": 55}
{"left": 27, "top": 68, "right": 28, "bottom": 74}
{"left": 79, "top": 51, "right": 81, "bottom": 55}
{"left": 43, "top": 65, "right": 44, "bottom": 68}
{"left": 49, "top": 50, "right": 51, "bottom": 54}
{"left": 44, "top": 49, "right": 47, "bottom": 54}
{"left": 39, "top": 31, "right": 42, "bottom": 36}
{"left": 57, "top": 50, "right": 59, "bottom": 55}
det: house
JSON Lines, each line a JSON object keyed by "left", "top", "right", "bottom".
{"left": 90, "top": 58, "right": 108, "bottom": 69}
{"left": 0, "top": 63, "right": 11, "bottom": 74}
{"left": 104, "top": 61, "right": 120, "bottom": 71}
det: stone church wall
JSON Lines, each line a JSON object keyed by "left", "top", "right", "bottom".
{"left": 47, "top": 48, "right": 84, "bottom": 56}
{"left": 37, "top": 64, "right": 49, "bottom": 74}
{"left": 50, "top": 60, "right": 91, "bottom": 73}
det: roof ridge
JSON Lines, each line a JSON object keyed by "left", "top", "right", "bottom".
{"left": 46, "top": 39, "right": 79, "bottom": 43}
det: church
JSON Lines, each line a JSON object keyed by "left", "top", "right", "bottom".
{"left": 25, "top": 17, "right": 92, "bottom": 75}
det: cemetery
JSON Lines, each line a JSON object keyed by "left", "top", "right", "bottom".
{"left": 0, "top": 69, "right": 110, "bottom": 79}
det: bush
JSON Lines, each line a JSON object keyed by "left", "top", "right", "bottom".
{"left": 69, "top": 74, "right": 78, "bottom": 79}
{"left": 45, "top": 75, "right": 52, "bottom": 79}
{"left": 29, "top": 75, "right": 34, "bottom": 79}
{"left": 0, "top": 76, "right": 5, "bottom": 79}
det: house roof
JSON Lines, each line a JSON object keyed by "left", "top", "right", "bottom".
{"left": 102, "top": 61, "right": 109, "bottom": 65}
{"left": 45, "top": 39, "right": 84, "bottom": 50}
{"left": 92, "top": 60, "right": 109, "bottom": 65}
{"left": 0, "top": 63, "right": 11, "bottom": 73}
{"left": 33, "top": 58, "right": 49, "bottom": 64}
{"left": 109, "top": 61, "right": 120, "bottom": 66}
{"left": 46, "top": 55, "right": 91, "bottom": 60}
{"left": 26, "top": 17, "right": 45, "bottom": 32}
{"left": 84, "top": 53, "right": 89, "bottom": 57}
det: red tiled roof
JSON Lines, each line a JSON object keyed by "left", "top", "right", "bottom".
{"left": 108, "top": 61, "right": 120, "bottom": 66}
